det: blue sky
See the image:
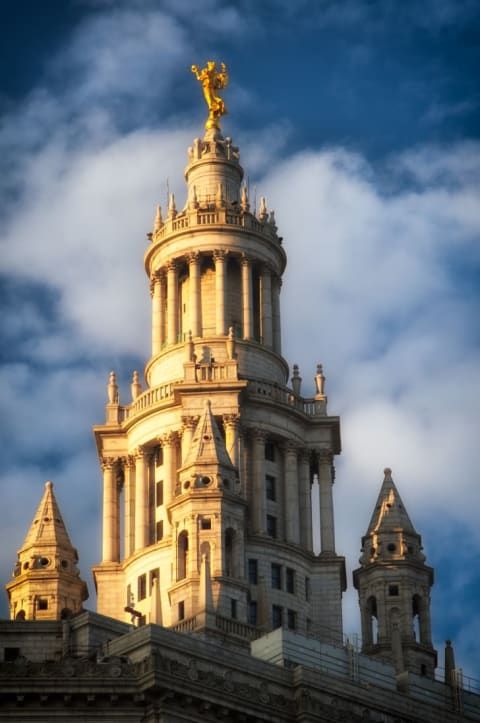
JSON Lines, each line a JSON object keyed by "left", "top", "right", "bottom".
{"left": 1, "top": 0, "right": 479, "bottom": 680}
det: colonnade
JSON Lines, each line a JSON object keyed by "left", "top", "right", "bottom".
{"left": 150, "top": 252, "right": 282, "bottom": 355}
{"left": 101, "top": 428, "right": 336, "bottom": 564}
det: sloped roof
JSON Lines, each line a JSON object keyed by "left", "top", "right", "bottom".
{"left": 366, "top": 468, "right": 417, "bottom": 536}
{"left": 181, "top": 400, "right": 235, "bottom": 471}
{"left": 21, "top": 481, "right": 74, "bottom": 551}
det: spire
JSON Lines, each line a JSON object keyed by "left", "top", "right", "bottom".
{"left": 365, "top": 467, "right": 417, "bottom": 538}
{"left": 6, "top": 481, "right": 88, "bottom": 621}
{"left": 22, "top": 481, "right": 75, "bottom": 551}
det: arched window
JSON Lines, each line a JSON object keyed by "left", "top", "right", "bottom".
{"left": 412, "top": 594, "right": 428, "bottom": 643}
{"left": 177, "top": 531, "right": 189, "bottom": 580}
{"left": 15, "top": 610, "right": 26, "bottom": 621}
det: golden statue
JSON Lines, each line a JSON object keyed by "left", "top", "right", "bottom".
{"left": 191, "top": 61, "right": 228, "bottom": 130}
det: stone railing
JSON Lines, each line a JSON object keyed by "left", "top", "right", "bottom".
{"left": 151, "top": 208, "right": 278, "bottom": 244}
{"left": 170, "top": 613, "right": 260, "bottom": 641}
{"left": 122, "top": 381, "right": 180, "bottom": 421}
{"left": 247, "top": 380, "right": 320, "bottom": 417}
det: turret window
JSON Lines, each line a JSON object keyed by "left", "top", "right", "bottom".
{"left": 389, "top": 585, "right": 399, "bottom": 596}
{"left": 266, "top": 474, "right": 276, "bottom": 501}
{"left": 272, "top": 605, "right": 283, "bottom": 629}
{"left": 271, "top": 563, "right": 282, "bottom": 589}
{"left": 37, "top": 599, "right": 48, "bottom": 611}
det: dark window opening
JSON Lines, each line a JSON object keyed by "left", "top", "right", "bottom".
{"left": 156, "top": 480, "right": 164, "bottom": 506}
{"left": 138, "top": 573, "right": 147, "bottom": 601}
{"left": 37, "top": 599, "right": 48, "bottom": 611}
{"left": 305, "top": 577, "right": 311, "bottom": 602}
{"left": 265, "top": 442, "right": 275, "bottom": 461}
{"left": 4, "top": 647, "right": 20, "bottom": 662}
{"left": 248, "top": 600, "right": 257, "bottom": 626}
{"left": 266, "top": 474, "right": 276, "bottom": 501}
{"left": 248, "top": 559, "right": 258, "bottom": 585}
{"left": 287, "top": 609, "right": 296, "bottom": 630}
{"left": 156, "top": 520, "right": 164, "bottom": 541}
{"left": 286, "top": 568, "right": 295, "bottom": 594}
{"left": 272, "top": 605, "right": 283, "bottom": 629}
{"left": 178, "top": 601, "right": 185, "bottom": 621}
{"left": 271, "top": 563, "right": 282, "bottom": 590}
{"left": 201, "top": 518, "right": 212, "bottom": 530}
{"left": 231, "top": 599, "right": 237, "bottom": 620}
{"left": 389, "top": 585, "right": 399, "bottom": 596}
{"left": 266, "top": 515, "right": 277, "bottom": 538}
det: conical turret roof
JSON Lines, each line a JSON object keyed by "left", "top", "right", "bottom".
{"left": 365, "top": 468, "right": 417, "bottom": 536}
{"left": 181, "top": 400, "right": 235, "bottom": 471}
{"left": 22, "top": 481, "right": 75, "bottom": 551}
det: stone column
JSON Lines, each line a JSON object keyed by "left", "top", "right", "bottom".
{"left": 241, "top": 254, "right": 253, "bottom": 340}
{"left": 251, "top": 430, "right": 266, "bottom": 534}
{"left": 151, "top": 272, "right": 165, "bottom": 355}
{"left": 134, "top": 448, "right": 149, "bottom": 551}
{"left": 181, "top": 417, "right": 197, "bottom": 464}
{"left": 124, "top": 456, "right": 135, "bottom": 558}
{"left": 298, "top": 449, "right": 313, "bottom": 550}
{"left": 213, "top": 250, "right": 227, "bottom": 336}
{"left": 166, "top": 260, "right": 178, "bottom": 345}
{"left": 188, "top": 252, "right": 201, "bottom": 338}
{"left": 272, "top": 275, "right": 282, "bottom": 354}
{"left": 223, "top": 414, "right": 240, "bottom": 469}
{"left": 260, "top": 265, "right": 273, "bottom": 347}
{"left": 318, "top": 450, "right": 335, "bottom": 553}
{"left": 283, "top": 442, "right": 300, "bottom": 544}
{"left": 162, "top": 432, "right": 178, "bottom": 532}
{"left": 102, "top": 458, "right": 119, "bottom": 562}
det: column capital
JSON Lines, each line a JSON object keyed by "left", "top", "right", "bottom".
{"left": 213, "top": 248, "right": 228, "bottom": 262}
{"left": 298, "top": 447, "right": 312, "bottom": 463}
{"left": 187, "top": 251, "right": 200, "bottom": 264}
{"left": 281, "top": 440, "right": 299, "bottom": 455}
{"left": 160, "top": 430, "right": 180, "bottom": 447}
{"left": 223, "top": 413, "right": 240, "bottom": 428}
{"left": 248, "top": 427, "right": 267, "bottom": 443}
{"left": 317, "top": 448, "right": 334, "bottom": 464}
{"left": 101, "top": 456, "right": 118, "bottom": 471}
{"left": 241, "top": 252, "right": 251, "bottom": 267}
{"left": 181, "top": 415, "right": 198, "bottom": 432}
{"left": 166, "top": 259, "right": 177, "bottom": 273}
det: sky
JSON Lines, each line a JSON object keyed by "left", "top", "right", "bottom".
{"left": 1, "top": 0, "right": 479, "bottom": 681}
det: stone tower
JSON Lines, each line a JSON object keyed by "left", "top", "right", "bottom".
{"left": 353, "top": 468, "right": 437, "bottom": 677}
{"left": 92, "top": 79, "right": 346, "bottom": 643}
{"left": 6, "top": 481, "right": 88, "bottom": 621}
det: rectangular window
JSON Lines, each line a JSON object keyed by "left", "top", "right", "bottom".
{"left": 156, "top": 520, "right": 164, "bottom": 541}
{"left": 138, "top": 573, "right": 147, "bottom": 601}
{"left": 272, "top": 605, "right": 283, "bottom": 629}
{"left": 4, "top": 647, "right": 20, "bottom": 662}
{"left": 37, "top": 599, "right": 48, "bottom": 611}
{"left": 178, "top": 601, "right": 185, "bottom": 621}
{"left": 155, "top": 446, "right": 164, "bottom": 467}
{"left": 287, "top": 609, "right": 297, "bottom": 630}
{"left": 389, "top": 585, "right": 399, "bottom": 596}
{"left": 265, "top": 474, "right": 276, "bottom": 501}
{"left": 231, "top": 599, "right": 237, "bottom": 620}
{"left": 156, "top": 480, "right": 164, "bottom": 506}
{"left": 266, "top": 515, "right": 277, "bottom": 538}
{"left": 286, "top": 568, "right": 295, "bottom": 594}
{"left": 248, "top": 600, "right": 257, "bottom": 626}
{"left": 248, "top": 559, "right": 258, "bottom": 585}
{"left": 201, "top": 517, "right": 212, "bottom": 530}
{"left": 305, "top": 577, "right": 311, "bottom": 602}
{"left": 265, "top": 442, "right": 275, "bottom": 461}
{"left": 271, "top": 563, "right": 282, "bottom": 590}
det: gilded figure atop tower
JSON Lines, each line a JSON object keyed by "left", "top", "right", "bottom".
{"left": 191, "top": 61, "right": 228, "bottom": 130}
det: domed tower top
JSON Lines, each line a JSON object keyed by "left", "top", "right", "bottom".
{"left": 6, "top": 481, "right": 88, "bottom": 621}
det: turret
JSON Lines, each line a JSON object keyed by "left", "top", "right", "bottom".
{"left": 6, "top": 481, "right": 88, "bottom": 620}
{"left": 353, "top": 468, "right": 437, "bottom": 678}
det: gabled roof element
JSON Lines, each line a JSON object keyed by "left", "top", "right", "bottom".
{"left": 22, "top": 481, "right": 75, "bottom": 551}
{"left": 181, "top": 400, "right": 235, "bottom": 472}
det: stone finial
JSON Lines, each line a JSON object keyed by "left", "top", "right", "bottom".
{"left": 130, "top": 370, "right": 142, "bottom": 401}
{"left": 153, "top": 205, "right": 163, "bottom": 232}
{"left": 384, "top": 467, "right": 393, "bottom": 481}
{"left": 189, "top": 184, "right": 199, "bottom": 209}
{"left": 240, "top": 184, "right": 249, "bottom": 212}
{"left": 226, "top": 326, "right": 235, "bottom": 359}
{"left": 314, "top": 364, "right": 325, "bottom": 396}
{"left": 216, "top": 182, "right": 225, "bottom": 207}
{"left": 107, "top": 371, "right": 119, "bottom": 404}
{"left": 168, "top": 192, "right": 177, "bottom": 219}
{"left": 291, "top": 364, "right": 302, "bottom": 396}
{"left": 186, "top": 330, "right": 195, "bottom": 362}
{"left": 258, "top": 196, "right": 268, "bottom": 222}
{"left": 268, "top": 209, "right": 277, "bottom": 231}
